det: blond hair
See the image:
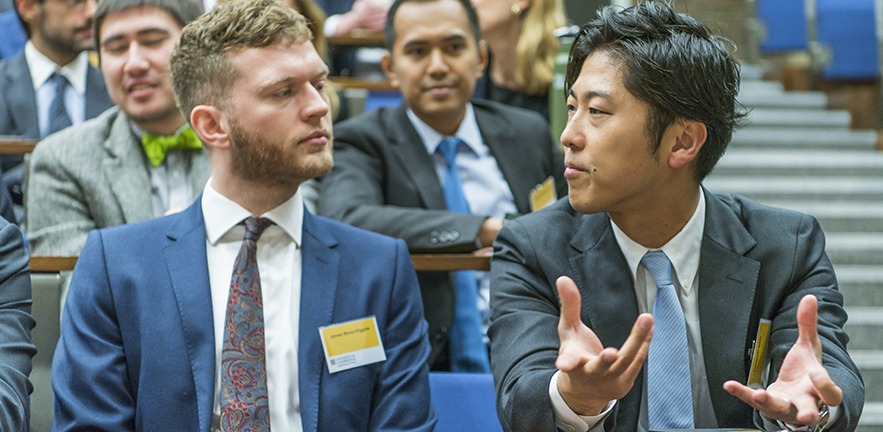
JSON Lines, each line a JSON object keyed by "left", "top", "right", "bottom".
{"left": 516, "top": 0, "right": 566, "bottom": 95}
{"left": 169, "top": 0, "right": 313, "bottom": 120}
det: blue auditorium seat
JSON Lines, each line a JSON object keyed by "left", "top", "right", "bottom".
{"left": 429, "top": 372, "right": 503, "bottom": 432}
{"left": 758, "top": 0, "right": 809, "bottom": 53}
{"left": 817, "top": 0, "right": 879, "bottom": 79}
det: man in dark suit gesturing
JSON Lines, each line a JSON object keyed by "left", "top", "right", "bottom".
{"left": 489, "top": 2, "right": 864, "bottom": 432}
{"left": 51, "top": 0, "right": 435, "bottom": 430}
{"left": 320, "top": 0, "right": 564, "bottom": 372}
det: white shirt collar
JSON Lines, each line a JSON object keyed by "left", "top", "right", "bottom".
{"left": 610, "top": 189, "right": 705, "bottom": 293}
{"left": 24, "top": 41, "right": 89, "bottom": 96}
{"left": 406, "top": 103, "right": 484, "bottom": 154}
{"left": 201, "top": 179, "right": 303, "bottom": 249}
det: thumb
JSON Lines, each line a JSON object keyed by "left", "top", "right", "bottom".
{"left": 557, "top": 276, "right": 583, "bottom": 331}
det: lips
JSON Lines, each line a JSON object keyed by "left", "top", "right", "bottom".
{"left": 300, "top": 130, "right": 329, "bottom": 146}
{"left": 126, "top": 81, "right": 156, "bottom": 98}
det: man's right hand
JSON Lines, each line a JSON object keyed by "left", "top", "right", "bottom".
{"left": 555, "top": 276, "right": 654, "bottom": 415}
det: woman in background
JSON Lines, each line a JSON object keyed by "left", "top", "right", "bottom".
{"left": 472, "top": 0, "right": 566, "bottom": 120}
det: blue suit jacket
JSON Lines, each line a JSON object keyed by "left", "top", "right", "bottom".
{"left": 52, "top": 199, "right": 436, "bottom": 431}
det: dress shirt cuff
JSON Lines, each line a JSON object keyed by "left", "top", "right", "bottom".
{"left": 762, "top": 405, "right": 839, "bottom": 431}
{"left": 324, "top": 14, "right": 341, "bottom": 38}
{"left": 549, "top": 370, "right": 615, "bottom": 432}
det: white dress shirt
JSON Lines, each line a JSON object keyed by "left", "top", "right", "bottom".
{"left": 25, "top": 42, "right": 89, "bottom": 138}
{"left": 407, "top": 104, "right": 517, "bottom": 340}
{"left": 203, "top": 181, "right": 304, "bottom": 431}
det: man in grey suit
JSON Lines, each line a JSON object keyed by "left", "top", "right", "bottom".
{"left": 319, "top": 0, "right": 564, "bottom": 371}
{"left": 26, "top": 0, "right": 206, "bottom": 256}
{"left": 0, "top": 215, "right": 36, "bottom": 431}
{"left": 490, "top": 3, "right": 864, "bottom": 432}
{"left": 0, "top": 0, "right": 113, "bottom": 218}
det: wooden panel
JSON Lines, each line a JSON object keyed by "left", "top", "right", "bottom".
{"left": 331, "top": 77, "right": 396, "bottom": 91}
{"left": 29, "top": 254, "right": 489, "bottom": 272}
{"left": 328, "top": 31, "right": 384, "bottom": 47}
{"left": 0, "top": 137, "right": 37, "bottom": 155}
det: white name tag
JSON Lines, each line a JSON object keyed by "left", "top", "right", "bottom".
{"left": 318, "top": 316, "right": 386, "bottom": 374}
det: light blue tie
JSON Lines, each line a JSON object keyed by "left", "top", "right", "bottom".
{"left": 437, "top": 137, "right": 490, "bottom": 372}
{"left": 47, "top": 73, "right": 72, "bottom": 136}
{"left": 641, "top": 250, "right": 694, "bottom": 429}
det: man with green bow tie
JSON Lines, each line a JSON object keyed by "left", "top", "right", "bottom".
{"left": 25, "top": 0, "right": 209, "bottom": 257}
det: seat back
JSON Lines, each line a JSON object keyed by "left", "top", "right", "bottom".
{"left": 429, "top": 372, "right": 502, "bottom": 432}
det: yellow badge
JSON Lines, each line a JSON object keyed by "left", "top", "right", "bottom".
{"left": 529, "top": 176, "right": 557, "bottom": 212}
{"left": 319, "top": 316, "right": 386, "bottom": 373}
{"left": 747, "top": 319, "right": 772, "bottom": 388}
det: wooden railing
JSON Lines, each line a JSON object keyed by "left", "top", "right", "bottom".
{"left": 28, "top": 254, "right": 490, "bottom": 273}
{"left": 0, "top": 137, "right": 37, "bottom": 154}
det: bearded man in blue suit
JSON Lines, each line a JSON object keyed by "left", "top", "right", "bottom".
{"left": 50, "top": 0, "right": 435, "bottom": 430}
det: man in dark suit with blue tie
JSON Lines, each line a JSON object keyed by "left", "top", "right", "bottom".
{"left": 50, "top": 0, "right": 435, "bottom": 430}
{"left": 489, "top": 2, "right": 864, "bottom": 432}
{"left": 0, "top": 0, "right": 113, "bottom": 218}
{"left": 319, "top": 0, "right": 565, "bottom": 372}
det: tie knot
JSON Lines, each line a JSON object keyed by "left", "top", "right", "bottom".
{"left": 641, "top": 250, "right": 673, "bottom": 288}
{"left": 437, "top": 137, "right": 463, "bottom": 167}
{"left": 141, "top": 127, "right": 203, "bottom": 167}
{"left": 243, "top": 217, "right": 273, "bottom": 242}
{"left": 51, "top": 73, "right": 69, "bottom": 89}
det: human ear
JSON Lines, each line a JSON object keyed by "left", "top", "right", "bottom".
{"left": 669, "top": 120, "right": 706, "bottom": 169}
{"left": 190, "top": 105, "right": 229, "bottom": 151}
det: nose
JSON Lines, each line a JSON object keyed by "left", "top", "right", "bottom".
{"left": 302, "top": 84, "right": 330, "bottom": 121}
{"left": 123, "top": 43, "right": 149, "bottom": 76}
{"left": 560, "top": 112, "right": 584, "bottom": 150}
{"left": 427, "top": 48, "right": 450, "bottom": 76}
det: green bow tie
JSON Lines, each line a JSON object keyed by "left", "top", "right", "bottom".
{"left": 141, "top": 127, "right": 202, "bottom": 167}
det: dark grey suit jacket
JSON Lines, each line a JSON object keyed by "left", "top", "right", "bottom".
{"left": 489, "top": 190, "right": 864, "bottom": 431}
{"left": 320, "top": 100, "right": 565, "bottom": 368}
{"left": 0, "top": 217, "right": 36, "bottom": 431}
{"left": 0, "top": 51, "right": 113, "bottom": 204}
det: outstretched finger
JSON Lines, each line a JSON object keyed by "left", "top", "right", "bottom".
{"left": 811, "top": 369, "right": 844, "bottom": 407}
{"left": 557, "top": 276, "right": 583, "bottom": 332}
{"left": 795, "top": 295, "right": 821, "bottom": 349}
{"left": 611, "top": 314, "right": 653, "bottom": 376}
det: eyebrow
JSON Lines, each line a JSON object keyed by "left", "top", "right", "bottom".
{"left": 401, "top": 34, "right": 468, "bottom": 51}
{"left": 254, "top": 66, "right": 330, "bottom": 94}
{"left": 101, "top": 27, "right": 172, "bottom": 47}
{"left": 568, "top": 88, "right": 613, "bottom": 101}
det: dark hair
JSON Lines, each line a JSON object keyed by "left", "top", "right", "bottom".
{"left": 383, "top": 0, "right": 481, "bottom": 52}
{"left": 565, "top": 1, "right": 747, "bottom": 181}
{"left": 93, "top": 0, "right": 203, "bottom": 50}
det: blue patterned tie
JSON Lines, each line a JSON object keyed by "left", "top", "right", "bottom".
{"left": 437, "top": 137, "right": 490, "bottom": 372}
{"left": 642, "top": 250, "right": 694, "bottom": 429}
{"left": 220, "top": 217, "right": 273, "bottom": 431}
{"left": 47, "top": 73, "right": 72, "bottom": 136}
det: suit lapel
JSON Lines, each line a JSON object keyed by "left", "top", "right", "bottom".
{"left": 298, "top": 212, "right": 340, "bottom": 432}
{"left": 6, "top": 54, "right": 39, "bottom": 138}
{"left": 84, "top": 66, "right": 113, "bottom": 118}
{"left": 163, "top": 200, "right": 215, "bottom": 432}
{"left": 102, "top": 111, "right": 154, "bottom": 222}
{"left": 566, "top": 212, "right": 643, "bottom": 430}
{"left": 697, "top": 189, "right": 760, "bottom": 424}
{"left": 474, "top": 106, "right": 531, "bottom": 213}
{"left": 387, "top": 106, "right": 447, "bottom": 209}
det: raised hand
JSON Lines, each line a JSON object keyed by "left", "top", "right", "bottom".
{"left": 555, "top": 276, "right": 654, "bottom": 415}
{"left": 724, "top": 295, "right": 843, "bottom": 427}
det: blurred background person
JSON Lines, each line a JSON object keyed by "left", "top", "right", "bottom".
{"left": 471, "top": 0, "right": 566, "bottom": 120}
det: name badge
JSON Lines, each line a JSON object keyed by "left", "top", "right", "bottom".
{"left": 319, "top": 316, "right": 386, "bottom": 374}
{"left": 529, "top": 176, "right": 557, "bottom": 212}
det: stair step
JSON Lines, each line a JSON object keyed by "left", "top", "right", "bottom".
{"left": 745, "top": 108, "right": 852, "bottom": 128}
{"left": 738, "top": 91, "right": 828, "bottom": 109}
{"left": 730, "top": 127, "right": 877, "bottom": 150}
{"left": 843, "top": 307, "right": 883, "bottom": 350}
{"left": 858, "top": 401, "right": 883, "bottom": 431}
{"left": 703, "top": 177, "right": 883, "bottom": 201}
{"left": 713, "top": 150, "right": 883, "bottom": 177}
{"left": 853, "top": 350, "right": 883, "bottom": 404}
{"left": 837, "top": 265, "right": 883, "bottom": 307}
{"left": 827, "top": 233, "right": 883, "bottom": 266}
{"left": 740, "top": 64, "right": 765, "bottom": 81}
{"left": 740, "top": 80, "right": 784, "bottom": 93}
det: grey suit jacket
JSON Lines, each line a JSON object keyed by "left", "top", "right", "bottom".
{"left": 0, "top": 52, "right": 113, "bottom": 205}
{"left": 489, "top": 190, "right": 864, "bottom": 431}
{"left": 26, "top": 107, "right": 210, "bottom": 256}
{"left": 319, "top": 100, "right": 565, "bottom": 368}
{"left": 0, "top": 217, "right": 36, "bottom": 431}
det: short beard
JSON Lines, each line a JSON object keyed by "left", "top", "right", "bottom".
{"left": 227, "top": 117, "right": 332, "bottom": 188}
